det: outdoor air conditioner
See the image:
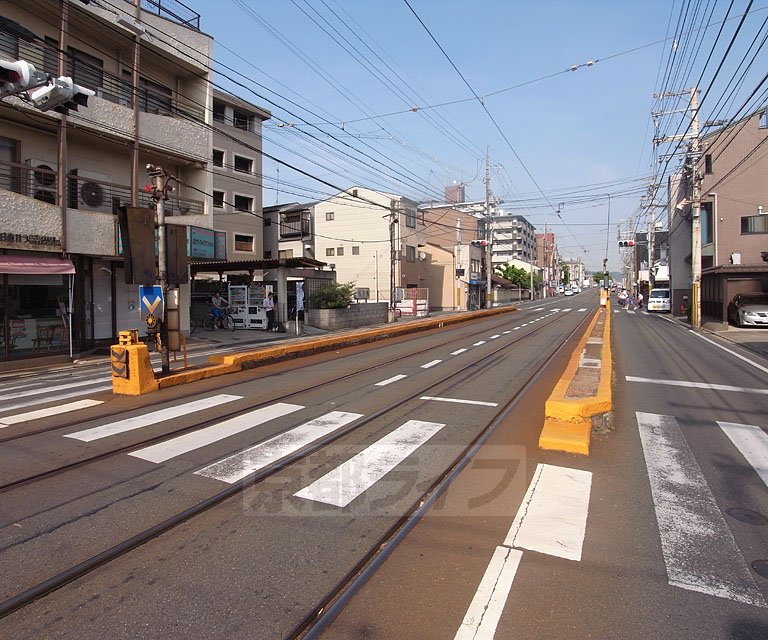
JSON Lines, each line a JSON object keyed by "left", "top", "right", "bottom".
{"left": 72, "top": 168, "right": 113, "bottom": 212}
{"left": 25, "top": 158, "right": 57, "bottom": 204}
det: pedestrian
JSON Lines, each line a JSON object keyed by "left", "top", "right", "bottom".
{"left": 636, "top": 292, "right": 643, "bottom": 309}
{"left": 626, "top": 291, "right": 634, "bottom": 309}
{"left": 618, "top": 289, "right": 627, "bottom": 309}
{"left": 263, "top": 291, "right": 276, "bottom": 331}
{"left": 210, "top": 291, "right": 229, "bottom": 320}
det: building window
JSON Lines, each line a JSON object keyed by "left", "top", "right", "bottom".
{"left": 234, "top": 195, "right": 252, "bottom": 213}
{"left": 212, "top": 149, "right": 224, "bottom": 167}
{"left": 213, "top": 101, "right": 226, "bottom": 123}
{"left": 326, "top": 211, "right": 334, "bottom": 221}
{"left": 704, "top": 154, "right": 713, "bottom": 174}
{"left": 336, "top": 247, "right": 344, "bottom": 256}
{"left": 405, "top": 208, "right": 416, "bottom": 228}
{"left": 406, "top": 245, "right": 416, "bottom": 262}
{"left": 68, "top": 48, "right": 103, "bottom": 91}
{"left": 233, "top": 110, "right": 252, "bottom": 131}
{"left": 212, "top": 190, "right": 225, "bottom": 209}
{"left": 760, "top": 109, "right": 768, "bottom": 129}
{"left": 278, "top": 249, "right": 294, "bottom": 259}
{"left": 326, "top": 248, "right": 335, "bottom": 257}
{"left": 233, "top": 155, "right": 252, "bottom": 173}
{"left": 264, "top": 250, "right": 272, "bottom": 259}
{"left": 138, "top": 77, "right": 172, "bottom": 115}
{"left": 264, "top": 217, "right": 272, "bottom": 226}
{"left": 352, "top": 246, "right": 360, "bottom": 255}
{"left": 234, "top": 234, "right": 254, "bottom": 251}
{"left": 741, "top": 214, "right": 768, "bottom": 234}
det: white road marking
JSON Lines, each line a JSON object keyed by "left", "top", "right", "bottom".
{"left": 451, "top": 348, "right": 468, "bottom": 355}
{"left": 129, "top": 403, "right": 304, "bottom": 464}
{"left": 295, "top": 419, "right": 445, "bottom": 507}
{"left": 473, "top": 341, "right": 486, "bottom": 346}
{"left": 0, "top": 378, "right": 103, "bottom": 401}
{"left": 691, "top": 332, "right": 768, "bottom": 375}
{"left": 578, "top": 308, "right": 587, "bottom": 312}
{"left": 196, "top": 411, "right": 363, "bottom": 484}
{"left": 532, "top": 307, "right": 544, "bottom": 311}
{"left": 421, "top": 360, "right": 442, "bottom": 369}
{"left": 0, "top": 399, "right": 103, "bottom": 427}
{"left": 513, "top": 327, "right": 521, "bottom": 331}
{"left": 636, "top": 412, "right": 766, "bottom": 607}
{"left": 717, "top": 421, "right": 768, "bottom": 489}
{"left": 0, "top": 384, "right": 113, "bottom": 413}
{"left": 614, "top": 310, "right": 620, "bottom": 313}
{"left": 627, "top": 310, "right": 636, "bottom": 315}
{"left": 454, "top": 546, "right": 523, "bottom": 640}
{"left": 375, "top": 374, "right": 407, "bottom": 386}
{"left": 626, "top": 376, "right": 768, "bottom": 395}
{"left": 489, "top": 334, "right": 501, "bottom": 339}
{"left": 502, "top": 331, "right": 511, "bottom": 334}
{"left": 420, "top": 396, "right": 498, "bottom": 407}
{"left": 65, "top": 394, "right": 242, "bottom": 442}
{"left": 504, "top": 463, "right": 591, "bottom": 561}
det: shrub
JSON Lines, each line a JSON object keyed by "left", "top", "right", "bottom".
{"left": 311, "top": 282, "right": 356, "bottom": 309}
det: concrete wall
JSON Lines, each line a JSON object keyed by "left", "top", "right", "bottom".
{"left": 306, "top": 302, "right": 388, "bottom": 330}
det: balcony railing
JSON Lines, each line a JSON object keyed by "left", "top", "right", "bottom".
{"left": 0, "top": 160, "right": 204, "bottom": 217}
{"left": 139, "top": 0, "right": 201, "bottom": 30}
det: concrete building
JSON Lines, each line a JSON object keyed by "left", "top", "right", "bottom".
{"left": 0, "top": 0, "right": 214, "bottom": 363}
{"left": 486, "top": 209, "right": 537, "bottom": 271}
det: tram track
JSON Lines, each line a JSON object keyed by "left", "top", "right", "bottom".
{"left": 0, "top": 304, "right": 594, "bottom": 621}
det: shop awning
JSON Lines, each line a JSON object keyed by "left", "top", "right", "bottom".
{"left": 0, "top": 255, "right": 75, "bottom": 275}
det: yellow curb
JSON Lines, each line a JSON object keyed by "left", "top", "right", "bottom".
{"left": 129, "top": 307, "right": 517, "bottom": 394}
{"left": 539, "top": 301, "right": 612, "bottom": 455}
{"left": 539, "top": 418, "right": 591, "bottom": 455}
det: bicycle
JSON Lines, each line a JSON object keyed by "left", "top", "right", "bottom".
{"left": 202, "top": 308, "right": 235, "bottom": 331}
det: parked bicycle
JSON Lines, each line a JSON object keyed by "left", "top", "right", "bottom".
{"left": 202, "top": 308, "right": 235, "bottom": 331}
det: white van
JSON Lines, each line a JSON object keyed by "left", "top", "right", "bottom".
{"left": 647, "top": 288, "right": 671, "bottom": 313}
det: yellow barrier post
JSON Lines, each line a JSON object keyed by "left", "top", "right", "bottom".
{"left": 111, "top": 330, "right": 159, "bottom": 395}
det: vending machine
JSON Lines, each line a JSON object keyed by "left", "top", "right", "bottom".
{"left": 228, "top": 284, "right": 269, "bottom": 329}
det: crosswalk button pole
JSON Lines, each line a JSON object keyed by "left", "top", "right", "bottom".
{"left": 111, "top": 330, "right": 159, "bottom": 396}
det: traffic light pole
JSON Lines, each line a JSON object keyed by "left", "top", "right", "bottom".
{"left": 150, "top": 166, "right": 170, "bottom": 374}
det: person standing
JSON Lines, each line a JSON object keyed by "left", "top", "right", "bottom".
{"left": 263, "top": 291, "right": 276, "bottom": 331}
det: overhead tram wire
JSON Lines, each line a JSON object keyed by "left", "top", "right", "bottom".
{"left": 292, "top": 0, "right": 485, "bottom": 161}
{"left": 401, "top": 0, "right": 589, "bottom": 255}
{"left": 86, "top": 0, "right": 447, "bottom": 202}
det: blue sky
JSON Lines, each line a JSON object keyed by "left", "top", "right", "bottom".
{"left": 191, "top": 1, "right": 768, "bottom": 272}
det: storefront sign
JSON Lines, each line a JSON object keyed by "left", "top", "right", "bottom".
{"left": 0, "top": 232, "right": 61, "bottom": 249}
{"left": 189, "top": 226, "right": 215, "bottom": 259}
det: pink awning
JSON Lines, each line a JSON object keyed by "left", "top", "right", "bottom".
{"left": 0, "top": 255, "right": 75, "bottom": 275}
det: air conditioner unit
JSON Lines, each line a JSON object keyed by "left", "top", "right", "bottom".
{"left": 25, "top": 158, "right": 57, "bottom": 204}
{"left": 72, "top": 168, "right": 113, "bottom": 212}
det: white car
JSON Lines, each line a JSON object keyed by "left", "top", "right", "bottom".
{"left": 564, "top": 288, "right": 574, "bottom": 296}
{"left": 647, "top": 288, "right": 671, "bottom": 313}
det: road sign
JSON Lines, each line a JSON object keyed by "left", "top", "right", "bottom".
{"left": 139, "top": 285, "right": 163, "bottom": 322}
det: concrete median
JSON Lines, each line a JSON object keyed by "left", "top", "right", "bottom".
{"left": 538, "top": 302, "right": 612, "bottom": 455}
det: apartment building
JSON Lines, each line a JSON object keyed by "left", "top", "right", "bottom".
{"left": 0, "top": 0, "right": 213, "bottom": 362}
{"left": 487, "top": 209, "right": 537, "bottom": 270}
{"left": 312, "top": 187, "right": 426, "bottom": 302}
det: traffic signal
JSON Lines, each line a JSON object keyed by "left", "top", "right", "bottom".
{"left": 0, "top": 59, "right": 47, "bottom": 98}
{"left": 29, "top": 76, "right": 94, "bottom": 113}
{"left": 471, "top": 240, "right": 490, "bottom": 247}
{"left": 619, "top": 240, "right": 635, "bottom": 247}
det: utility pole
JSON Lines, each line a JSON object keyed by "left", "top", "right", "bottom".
{"left": 389, "top": 199, "right": 397, "bottom": 320}
{"left": 654, "top": 86, "right": 702, "bottom": 327}
{"left": 148, "top": 164, "right": 170, "bottom": 374}
{"left": 484, "top": 149, "right": 492, "bottom": 308}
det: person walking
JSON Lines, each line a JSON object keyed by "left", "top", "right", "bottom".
{"left": 636, "top": 291, "right": 644, "bottom": 310}
{"left": 263, "top": 291, "right": 276, "bottom": 331}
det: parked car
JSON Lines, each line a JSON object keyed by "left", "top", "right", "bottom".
{"left": 727, "top": 293, "right": 768, "bottom": 327}
{"left": 647, "top": 288, "right": 671, "bottom": 313}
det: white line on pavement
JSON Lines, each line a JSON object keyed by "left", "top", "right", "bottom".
{"left": 129, "top": 403, "right": 304, "bottom": 464}
{"left": 0, "top": 399, "right": 104, "bottom": 427}
{"left": 690, "top": 332, "right": 768, "bottom": 375}
{"left": 421, "top": 360, "right": 442, "bottom": 369}
{"left": 420, "top": 396, "right": 498, "bottom": 407}
{"left": 375, "top": 374, "right": 407, "bottom": 386}
{"left": 473, "top": 341, "right": 486, "bottom": 346}
{"left": 717, "top": 421, "right": 768, "bottom": 490}
{"left": 65, "top": 394, "right": 243, "bottom": 442}
{"left": 636, "top": 412, "right": 766, "bottom": 607}
{"left": 489, "top": 334, "right": 501, "bottom": 339}
{"left": 451, "top": 348, "right": 468, "bottom": 355}
{"left": 196, "top": 411, "right": 363, "bottom": 484}
{"left": 294, "top": 419, "right": 445, "bottom": 507}
{"left": 0, "top": 384, "right": 114, "bottom": 413}
{"left": 626, "top": 376, "right": 768, "bottom": 395}
{"left": 454, "top": 546, "right": 523, "bottom": 640}
{"left": 504, "top": 463, "right": 592, "bottom": 561}
{"left": 0, "top": 378, "right": 103, "bottom": 401}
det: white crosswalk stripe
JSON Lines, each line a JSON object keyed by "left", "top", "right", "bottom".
{"left": 717, "top": 421, "right": 768, "bottom": 490}
{"left": 65, "top": 394, "right": 243, "bottom": 442}
{"left": 295, "top": 419, "right": 445, "bottom": 507}
{"left": 129, "top": 403, "right": 304, "bottom": 464}
{"left": 196, "top": 411, "right": 363, "bottom": 484}
{"left": 636, "top": 412, "right": 766, "bottom": 607}
{"left": 0, "top": 399, "right": 104, "bottom": 427}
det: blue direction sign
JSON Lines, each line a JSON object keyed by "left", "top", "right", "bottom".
{"left": 139, "top": 285, "right": 163, "bottom": 322}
